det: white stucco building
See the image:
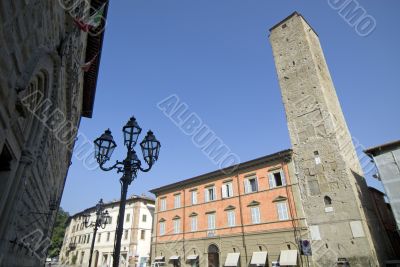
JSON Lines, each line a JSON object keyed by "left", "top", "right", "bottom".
{"left": 60, "top": 195, "right": 154, "bottom": 267}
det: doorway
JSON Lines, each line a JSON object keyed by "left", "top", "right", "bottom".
{"left": 208, "top": 244, "right": 219, "bottom": 267}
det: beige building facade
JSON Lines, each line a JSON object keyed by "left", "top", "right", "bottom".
{"left": 60, "top": 195, "right": 155, "bottom": 267}
{"left": 0, "top": 0, "right": 108, "bottom": 266}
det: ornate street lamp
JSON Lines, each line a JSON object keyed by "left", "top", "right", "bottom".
{"left": 94, "top": 116, "right": 161, "bottom": 267}
{"left": 83, "top": 198, "right": 111, "bottom": 267}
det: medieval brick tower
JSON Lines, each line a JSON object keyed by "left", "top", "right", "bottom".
{"left": 269, "top": 12, "right": 387, "bottom": 266}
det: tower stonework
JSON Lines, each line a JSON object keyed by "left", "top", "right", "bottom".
{"left": 269, "top": 13, "right": 387, "bottom": 266}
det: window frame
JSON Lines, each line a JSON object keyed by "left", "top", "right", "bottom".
{"left": 222, "top": 182, "right": 234, "bottom": 198}
{"left": 227, "top": 210, "right": 235, "bottom": 227}
{"left": 191, "top": 216, "right": 198, "bottom": 232}
{"left": 276, "top": 202, "right": 289, "bottom": 221}
{"left": 207, "top": 213, "right": 216, "bottom": 230}
{"left": 173, "top": 218, "right": 181, "bottom": 234}
{"left": 174, "top": 194, "right": 181, "bottom": 209}
{"left": 205, "top": 186, "right": 216, "bottom": 202}
{"left": 124, "top": 229, "right": 129, "bottom": 240}
{"left": 160, "top": 197, "right": 167, "bottom": 211}
{"left": 268, "top": 169, "right": 287, "bottom": 189}
{"left": 140, "top": 229, "right": 145, "bottom": 240}
{"left": 191, "top": 190, "right": 198, "bottom": 205}
{"left": 159, "top": 221, "right": 166, "bottom": 236}
{"left": 250, "top": 206, "right": 261, "bottom": 224}
{"left": 244, "top": 176, "right": 259, "bottom": 194}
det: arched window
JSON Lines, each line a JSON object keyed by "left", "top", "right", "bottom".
{"left": 324, "top": 196, "right": 332, "bottom": 206}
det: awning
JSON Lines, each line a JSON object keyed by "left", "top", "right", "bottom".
{"left": 250, "top": 251, "right": 268, "bottom": 266}
{"left": 224, "top": 253, "right": 240, "bottom": 266}
{"left": 279, "top": 250, "right": 298, "bottom": 266}
{"left": 154, "top": 256, "right": 165, "bottom": 262}
{"left": 169, "top": 255, "right": 180, "bottom": 261}
{"left": 187, "top": 255, "right": 199, "bottom": 261}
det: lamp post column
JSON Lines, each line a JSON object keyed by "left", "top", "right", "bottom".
{"left": 88, "top": 222, "right": 99, "bottom": 267}
{"left": 112, "top": 177, "right": 129, "bottom": 267}
{"left": 113, "top": 152, "right": 134, "bottom": 267}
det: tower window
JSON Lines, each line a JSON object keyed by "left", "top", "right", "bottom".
{"left": 314, "top": 151, "right": 321, "bottom": 165}
{"left": 324, "top": 196, "right": 332, "bottom": 206}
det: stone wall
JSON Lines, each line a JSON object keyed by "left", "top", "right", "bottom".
{"left": 0, "top": 0, "right": 106, "bottom": 265}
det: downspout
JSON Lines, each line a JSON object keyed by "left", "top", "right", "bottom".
{"left": 152, "top": 196, "right": 158, "bottom": 263}
{"left": 182, "top": 189, "right": 186, "bottom": 262}
{"left": 283, "top": 162, "right": 304, "bottom": 267}
{"left": 236, "top": 174, "right": 248, "bottom": 265}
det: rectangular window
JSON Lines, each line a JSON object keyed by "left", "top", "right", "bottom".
{"left": 191, "top": 190, "right": 197, "bottom": 205}
{"left": 126, "top": 213, "right": 130, "bottom": 222}
{"left": 245, "top": 177, "right": 258, "bottom": 193}
{"left": 207, "top": 213, "right": 216, "bottom": 230}
{"left": 314, "top": 151, "right": 321, "bottom": 165}
{"left": 174, "top": 194, "right": 181, "bottom": 209}
{"left": 205, "top": 187, "right": 216, "bottom": 202}
{"left": 173, "top": 219, "right": 181, "bottom": 234}
{"left": 251, "top": 206, "right": 261, "bottom": 224}
{"left": 269, "top": 170, "right": 286, "bottom": 188}
{"left": 222, "top": 182, "right": 234, "bottom": 198}
{"left": 277, "top": 202, "right": 289, "bottom": 221}
{"left": 159, "top": 222, "right": 165, "bottom": 236}
{"left": 141, "top": 230, "right": 145, "bottom": 240}
{"left": 227, "top": 210, "right": 235, "bottom": 227}
{"left": 107, "top": 232, "right": 110, "bottom": 242}
{"left": 191, "top": 216, "right": 198, "bottom": 232}
{"left": 142, "top": 214, "right": 147, "bottom": 222}
{"left": 87, "top": 234, "right": 90, "bottom": 244}
{"left": 160, "top": 198, "right": 167, "bottom": 211}
{"left": 97, "top": 233, "right": 101, "bottom": 242}
{"left": 124, "top": 230, "right": 128, "bottom": 240}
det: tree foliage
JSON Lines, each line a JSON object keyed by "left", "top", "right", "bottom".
{"left": 48, "top": 207, "right": 69, "bottom": 258}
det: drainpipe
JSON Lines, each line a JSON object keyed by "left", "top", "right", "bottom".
{"left": 283, "top": 162, "right": 304, "bottom": 267}
{"left": 182, "top": 189, "right": 186, "bottom": 262}
{"left": 236, "top": 174, "right": 248, "bottom": 265}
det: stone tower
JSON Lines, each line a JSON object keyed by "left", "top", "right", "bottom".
{"left": 269, "top": 12, "right": 386, "bottom": 266}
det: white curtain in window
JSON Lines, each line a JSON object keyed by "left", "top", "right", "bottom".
{"left": 277, "top": 202, "right": 289, "bottom": 220}
{"left": 269, "top": 173, "right": 276, "bottom": 188}
{"left": 244, "top": 179, "right": 250, "bottom": 193}
{"left": 191, "top": 191, "right": 197, "bottom": 205}
{"left": 251, "top": 206, "right": 260, "bottom": 224}
{"left": 227, "top": 210, "right": 235, "bottom": 227}
{"left": 280, "top": 170, "right": 287, "bottom": 186}
{"left": 208, "top": 213, "right": 216, "bottom": 229}
{"left": 173, "top": 219, "right": 180, "bottom": 234}
{"left": 191, "top": 216, "right": 197, "bottom": 231}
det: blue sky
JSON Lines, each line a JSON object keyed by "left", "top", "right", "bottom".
{"left": 61, "top": 0, "right": 400, "bottom": 214}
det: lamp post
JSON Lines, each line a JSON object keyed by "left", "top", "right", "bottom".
{"left": 83, "top": 199, "right": 111, "bottom": 267}
{"left": 93, "top": 117, "right": 161, "bottom": 267}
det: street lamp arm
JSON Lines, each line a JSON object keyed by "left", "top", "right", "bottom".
{"left": 139, "top": 162, "right": 152, "bottom": 173}
{"left": 99, "top": 160, "right": 124, "bottom": 172}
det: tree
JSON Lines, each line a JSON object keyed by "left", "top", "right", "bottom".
{"left": 48, "top": 207, "right": 69, "bottom": 258}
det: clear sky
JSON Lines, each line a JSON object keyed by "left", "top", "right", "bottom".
{"left": 60, "top": 0, "right": 400, "bottom": 214}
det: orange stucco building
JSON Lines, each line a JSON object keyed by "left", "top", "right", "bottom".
{"left": 150, "top": 150, "right": 308, "bottom": 267}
